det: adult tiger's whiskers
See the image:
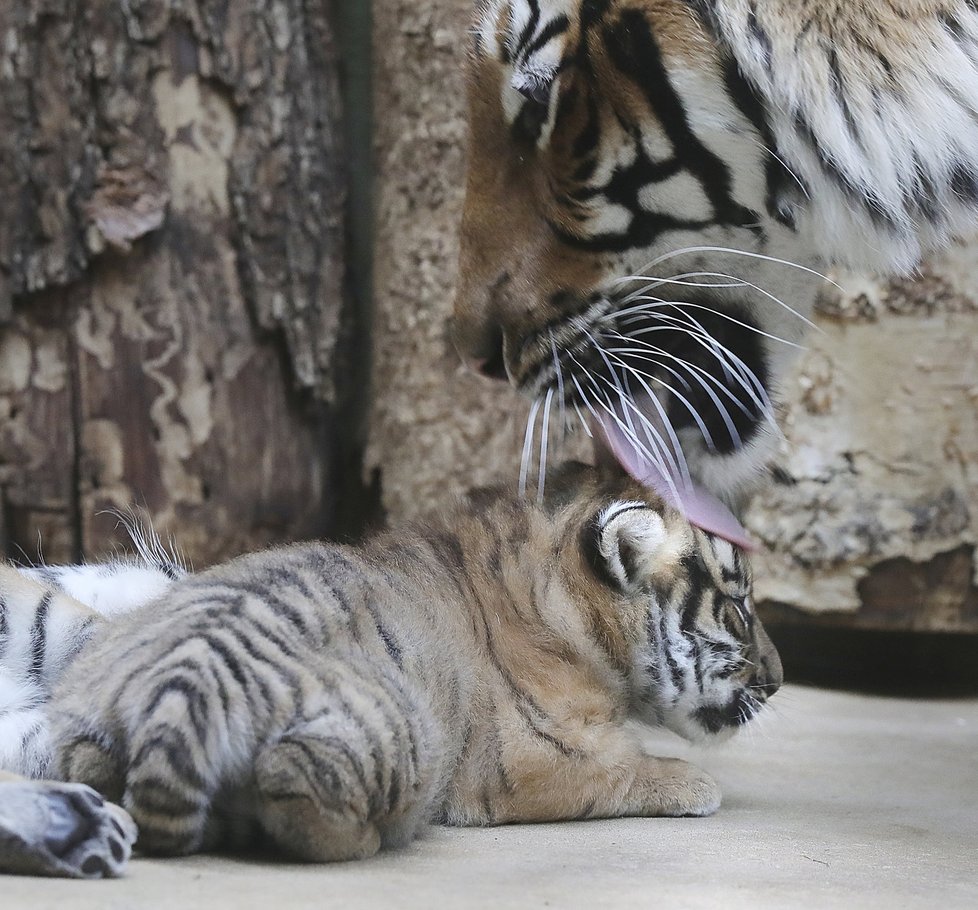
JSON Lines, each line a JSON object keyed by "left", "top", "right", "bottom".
{"left": 613, "top": 251, "right": 830, "bottom": 335}
{"left": 601, "top": 346, "right": 720, "bottom": 454}
{"left": 621, "top": 306, "right": 772, "bottom": 414}
{"left": 519, "top": 396, "right": 542, "bottom": 498}
{"left": 537, "top": 386, "right": 555, "bottom": 504}
{"left": 567, "top": 353, "right": 678, "bottom": 491}
{"left": 605, "top": 313, "right": 781, "bottom": 438}
{"left": 605, "top": 329, "right": 749, "bottom": 450}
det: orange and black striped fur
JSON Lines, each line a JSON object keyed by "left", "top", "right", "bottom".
{"left": 20, "top": 463, "right": 780, "bottom": 864}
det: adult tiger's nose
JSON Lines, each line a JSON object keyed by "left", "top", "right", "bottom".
{"left": 469, "top": 350, "right": 508, "bottom": 381}
{"left": 452, "top": 320, "right": 509, "bottom": 381}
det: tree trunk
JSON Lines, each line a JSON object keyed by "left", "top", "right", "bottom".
{"left": 368, "top": 0, "right": 978, "bottom": 634}
{"left": 0, "top": 0, "right": 347, "bottom": 565}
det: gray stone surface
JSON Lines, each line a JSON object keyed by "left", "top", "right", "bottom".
{"left": 5, "top": 685, "right": 976, "bottom": 908}
{"left": 747, "top": 255, "right": 978, "bottom": 629}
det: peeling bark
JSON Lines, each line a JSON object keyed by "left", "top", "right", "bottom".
{"left": 0, "top": 0, "right": 346, "bottom": 564}
{"left": 747, "top": 249, "right": 978, "bottom": 632}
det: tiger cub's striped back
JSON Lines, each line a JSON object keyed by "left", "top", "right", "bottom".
{"left": 48, "top": 462, "right": 780, "bottom": 860}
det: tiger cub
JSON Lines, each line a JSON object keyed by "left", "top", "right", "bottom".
{"left": 6, "top": 462, "right": 781, "bottom": 867}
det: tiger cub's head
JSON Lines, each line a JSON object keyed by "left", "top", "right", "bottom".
{"left": 453, "top": 0, "right": 978, "bottom": 511}
{"left": 545, "top": 462, "right": 781, "bottom": 742}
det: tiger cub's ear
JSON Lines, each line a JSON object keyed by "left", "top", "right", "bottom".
{"left": 586, "top": 501, "right": 670, "bottom": 593}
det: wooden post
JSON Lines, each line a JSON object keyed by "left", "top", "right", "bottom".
{"left": 0, "top": 1, "right": 348, "bottom": 565}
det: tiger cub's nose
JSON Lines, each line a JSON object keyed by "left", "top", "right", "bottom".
{"left": 751, "top": 657, "right": 782, "bottom": 699}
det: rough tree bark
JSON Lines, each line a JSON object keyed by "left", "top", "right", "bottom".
{"left": 369, "top": 0, "right": 978, "bottom": 633}
{"left": 0, "top": 0, "right": 347, "bottom": 565}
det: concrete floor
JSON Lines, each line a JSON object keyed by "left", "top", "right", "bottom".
{"left": 5, "top": 685, "right": 977, "bottom": 909}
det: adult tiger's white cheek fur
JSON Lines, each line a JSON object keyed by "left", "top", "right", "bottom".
{"left": 0, "top": 686, "right": 53, "bottom": 778}
{"left": 708, "top": 0, "right": 978, "bottom": 273}
{"left": 22, "top": 563, "right": 180, "bottom": 619}
{"left": 0, "top": 544, "right": 184, "bottom": 779}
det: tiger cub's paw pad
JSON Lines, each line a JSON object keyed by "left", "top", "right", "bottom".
{"left": 0, "top": 780, "right": 137, "bottom": 878}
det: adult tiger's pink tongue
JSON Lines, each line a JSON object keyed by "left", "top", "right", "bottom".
{"left": 591, "top": 410, "right": 757, "bottom": 551}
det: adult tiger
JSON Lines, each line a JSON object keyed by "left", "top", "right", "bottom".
{"left": 452, "top": 0, "right": 978, "bottom": 537}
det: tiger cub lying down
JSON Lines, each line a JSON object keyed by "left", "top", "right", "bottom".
{"left": 0, "top": 462, "right": 780, "bottom": 877}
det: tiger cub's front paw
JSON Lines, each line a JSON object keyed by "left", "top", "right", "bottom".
{"left": 673, "top": 764, "right": 722, "bottom": 817}
{"left": 639, "top": 757, "right": 722, "bottom": 818}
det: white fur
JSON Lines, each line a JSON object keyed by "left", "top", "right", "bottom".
{"left": 0, "top": 560, "right": 181, "bottom": 777}
{"left": 22, "top": 563, "right": 177, "bottom": 618}
{"left": 711, "top": 0, "right": 978, "bottom": 272}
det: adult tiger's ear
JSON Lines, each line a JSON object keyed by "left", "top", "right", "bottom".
{"left": 584, "top": 501, "right": 672, "bottom": 593}
{"left": 701, "top": 1, "right": 978, "bottom": 274}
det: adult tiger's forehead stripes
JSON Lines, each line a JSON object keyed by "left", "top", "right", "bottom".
{"left": 474, "top": 0, "right": 574, "bottom": 61}
{"left": 562, "top": 9, "right": 762, "bottom": 252}
{"left": 474, "top": 1, "right": 723, "bottom": 64}
{"left": 477, "top": 2, "right": 762, "bottom": 251}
